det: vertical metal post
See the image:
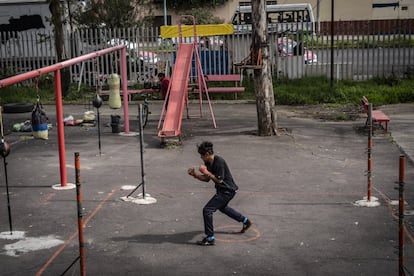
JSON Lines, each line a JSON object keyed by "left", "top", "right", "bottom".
{"left": 121, "top": 47, "right": 130, "bottom": 134}
{"left": 163, "top": 0, "right": 167, "bottom": 25}
{"left": 367, "top": 103, "right": 373, "bottom": 201}
{"left": 3, "top": 156, "right": 12, "bottom": 234}
{"left": 0, "top": 108, "right": 12, "bottom": 234}
{"left": 54, "top": 69, "right": 67, "bottom": 186}
{"left": 138, "top": 104, "right": 146, "bottom": 199}
{"left": 398, "top": 155, "right": 405, "bottom": 276}
{"left": 316, "top": 0, "right": 321, "bottom": 34}
{"left": 75, "top": 152, "right": 86, "bottom": 276}
{"left": 97, "top": 108, "right": 102, "bottom": 156}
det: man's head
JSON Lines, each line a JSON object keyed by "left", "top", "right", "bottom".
{"left": 157, "top": 72, "right": 165, "bottom": 80}
{"left": 198, "top": 141, "right": 214, "bottom": 162}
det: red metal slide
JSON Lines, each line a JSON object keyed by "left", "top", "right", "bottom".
{"left": 158, "top": 43, "right": 194, "bottom": 139}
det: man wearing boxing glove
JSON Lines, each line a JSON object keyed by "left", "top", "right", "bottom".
{"left": 187, "top": 141, "right": 252, "bottom": 246}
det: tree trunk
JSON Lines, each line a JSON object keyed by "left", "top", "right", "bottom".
{"left": 251, "top": 0, "right": 278, "bottom": 136}
{"left": 49, "top": 0, "right": 65, "bottom": 62}
{"left": 49, "top": 0, "right": 70, "bottom": 96}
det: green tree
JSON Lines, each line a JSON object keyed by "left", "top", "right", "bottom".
{"left": 181, "top": 8, "right": 224, "bottom": 24}
{"left": 159, "top": 0, "right": 228, "bottom": 11}
{"left": 73, "top": 0, "right": 152, "bottom": 28}
{"left": 152, "top": 0, "right": 227, "bottom": 24}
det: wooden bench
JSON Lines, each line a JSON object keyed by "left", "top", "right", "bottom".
{"left": 205, "top": 74, "right": 244, "bottom": 92}
{"left": 361, "top": 96, "right": 390, "bottom": 132}
{"left": 202, "top": 74, "right": 245, "bottom": 99}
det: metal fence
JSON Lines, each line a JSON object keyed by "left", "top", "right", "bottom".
{"left": 1, "top": 21, "right": 413, "bottom": 86}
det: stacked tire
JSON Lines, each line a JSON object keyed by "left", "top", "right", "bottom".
{"left": 2, "top": 103, "right": 34, "bottom": 113}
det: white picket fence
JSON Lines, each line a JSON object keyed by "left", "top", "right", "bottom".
{"left": 1, "top": 22, "right": 413, "bottom": 86}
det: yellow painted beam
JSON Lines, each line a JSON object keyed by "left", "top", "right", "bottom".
{"left": 160, "top": 24, "right": 234, "bottom": 38}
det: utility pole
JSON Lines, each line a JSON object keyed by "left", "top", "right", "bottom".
{"left": 330, "top": 0, "right": 334, "bottom": 89}
{"left": 164, "top": 0, "right": 167, "bottom": 25}
{"left": 317, "top": 0, "right": 321, "bottom": 34}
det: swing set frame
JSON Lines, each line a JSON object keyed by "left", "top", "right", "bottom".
{"left": 0, "top": 45, "right": 130, "bottom": 187}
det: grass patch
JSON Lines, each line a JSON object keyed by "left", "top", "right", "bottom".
{"left": 273, "top": 76, "right": 414, "bottom": 106}
{"left": 1, "top": 76, "right": 413, "bottom": 107}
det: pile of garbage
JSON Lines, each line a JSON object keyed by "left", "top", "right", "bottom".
{"left": 13, "top": 120, "right": 33, "bottom": 132}
{"left": 63, "top": 111, "right": 96, "bottom": 127}
{"left": 13, "top": 111, "right": 97, "bottom": 132}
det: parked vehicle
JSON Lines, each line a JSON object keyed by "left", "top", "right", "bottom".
{"left": 232, "top": 3, "right": 315, "bottom": 34}
{"left": 277, "top": 37, "right": 317, "bottom": 64}
{"left": 158, "top": 36, "right": 224, "bottom": 49}
{"left": 137, "top": 50, "right": 159, "bottom": 68}
{"left": 107, "top": 38, "right": 159, "bottom": 69}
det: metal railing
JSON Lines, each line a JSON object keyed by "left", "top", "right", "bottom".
{"left": 1, "top": 20, "right": 413, "bottom": 85}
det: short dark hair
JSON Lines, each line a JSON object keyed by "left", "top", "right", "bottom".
{"left": 197, "top": 141, "right": 214, "bottom": 155}
{"left": 157, "top": 72, "right": 165, "bottom": 78}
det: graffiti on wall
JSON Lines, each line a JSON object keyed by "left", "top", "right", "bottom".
{"left": 0, "top": 15, "right": 45, "bottom": 43}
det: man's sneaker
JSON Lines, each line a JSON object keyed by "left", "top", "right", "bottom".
{"left": 241, "top": 219, "right": 252, "bottom": 233}
{"left": 196, "top": 237, "right": 215, "bottom": 246}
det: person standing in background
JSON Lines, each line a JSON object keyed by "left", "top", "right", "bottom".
{"left": 158, "top": 72, "right": 170, "bottom": 110}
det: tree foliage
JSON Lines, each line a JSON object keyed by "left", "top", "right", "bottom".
{"left": 73, "top": 0, "right": 152, "bottom": 28}
{"left": 156, "top": 0, "right": 228, "bottom": 11}
{"left": 181, "top": 8, "right": 224, "bottom": 24}
{"left": 70, "top": 0, "right": 227, "bottom": 28}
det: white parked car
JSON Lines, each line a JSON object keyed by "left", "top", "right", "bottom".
{"left": 107, "top": 38, "right": 159, "bottom": 69}
{"left": 276, "top": 37, "right": 317, "bottom": 64}
{"left": 158, "top": 36, "right": 224, "bottom": 49}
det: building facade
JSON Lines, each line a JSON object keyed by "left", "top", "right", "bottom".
{"left": 156, "top": 0, "right": 414, "bottom": 33}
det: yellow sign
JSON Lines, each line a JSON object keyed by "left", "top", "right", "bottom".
{"left": 160, "top": 24, "right": 234, "bottom": 38}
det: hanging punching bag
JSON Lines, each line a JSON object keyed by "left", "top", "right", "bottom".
{"left": 108, "top": 74, "right": 121, "bottom": 109}
{"left": 92, "top": 94, "right": 103, "bottom": 109}
{"left": 32, "top": 101, "right": 48, "bottom": 140}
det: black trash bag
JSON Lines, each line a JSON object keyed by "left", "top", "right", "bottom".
{"left": 31, "top": 101, "right": 48, "bottom": 140}
{"left": 110, "top": 114, "right": 121, "bottom": 133}
{"left": 144, "top": 81, "right": 152, "bottom": 89}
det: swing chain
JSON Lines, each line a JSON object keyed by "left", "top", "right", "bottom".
{"left": 94, "top": 58, "right": 101, "bottom": 95}
{"left": 35, "top": 77, "right": 40, "bottom": 102}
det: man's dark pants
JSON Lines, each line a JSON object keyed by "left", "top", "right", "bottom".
{"left": 203, "top": 190, "right": 244, "bottom": 237}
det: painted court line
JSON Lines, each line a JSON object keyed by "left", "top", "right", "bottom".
{"left": 214, "top": 225, "right": 261, "bottom": 243}
{"left": 374, "top": 187, "right": 414, "bottom": 244}
{"left": 36, "top": 189, "right": 116, "bottom": 276}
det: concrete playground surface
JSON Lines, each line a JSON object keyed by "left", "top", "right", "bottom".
{"left": 0, "top": 102, "right": 413, "bottom": 275}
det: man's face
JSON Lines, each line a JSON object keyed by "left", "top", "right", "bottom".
{"left": 200, "top": 152, "right": 213, "bottom": 163}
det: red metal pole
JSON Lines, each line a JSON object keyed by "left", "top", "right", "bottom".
{"left": 367, "top": 139, "right": 372, "bottom": 201}
{"left": 75, "top": 152, "right": 86, "bottom": 276}
{"left": 54, "top": 70, "right": 67, "bottom": 187}
{"left": 121, "top": 47, "right": 129, "bottom": 133}
{"left": 398, "top": 155, "right": 405, "bottom": 276}
{"left": 0, "top": 45, "right": 126, "bottom": 187}
{"left": 367, "top": 103, "right": 373, "bottom": 201}
{"left": 0, "top": 45, "right": 126, "bottom": 89}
